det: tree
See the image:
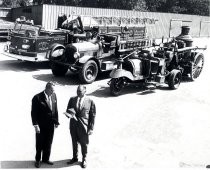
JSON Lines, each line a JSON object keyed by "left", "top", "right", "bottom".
{"left": 144, "top": 0, "right": 166, "bottom": 12}
{"left": 179, "top": 0, "right": 209, "bottom": 16}
{"left": 2, "top": 0, "right": 209, "bottom": 16}
{"left": 133, "top": 0, "right": 148, "bottom": 11}
{"left": 162, "top": 0, "right": 186, "bottom": 13}
{"left": 144, "top": 0, "right": 209, "bottom": 16}
{"left": 2, "top": 0, "right": 31, "bottom": 7}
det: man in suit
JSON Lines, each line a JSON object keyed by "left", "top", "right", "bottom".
{"left": 65, "top": 85, "right": 96, "bottom": 168}
{"left": 31, "top": 82, "right": 59, "bottom": 168}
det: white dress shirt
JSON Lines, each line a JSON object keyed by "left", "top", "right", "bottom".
{"left": 44, "top": 91, "right": 52, "bottom": 110}
{"left": 77, "top": 96, "right": 85, "bottom": 110}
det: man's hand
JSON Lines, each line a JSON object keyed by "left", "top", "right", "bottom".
{"left": 34, "top": 125, "right": 40, "bottom": 133}
{"left": 88, "top": 130, "right": 93, "bottom": 135}
{"left": 63, "top": 112, "right": 71, "bottom": 118}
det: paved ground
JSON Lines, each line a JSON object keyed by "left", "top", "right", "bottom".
{"left": 0, "top": 38, "right": 210, "bottom": 170}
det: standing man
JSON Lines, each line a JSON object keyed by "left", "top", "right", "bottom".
{"left": 65, "top": 85, "right": 96, "bottom": 168}
{"left": 31, "top": 82, "right": 59, "bottom": 168}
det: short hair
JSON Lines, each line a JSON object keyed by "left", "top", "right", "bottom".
{"left": 45, "top": 81, "right": 55, "bottom": 89}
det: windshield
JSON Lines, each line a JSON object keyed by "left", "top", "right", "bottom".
{"left": 13, "top": 23, "right": 40, "bottom": 36}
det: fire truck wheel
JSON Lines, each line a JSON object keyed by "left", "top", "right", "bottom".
{"left": 110, "top": 78, "right": 125, "bottom": 96}
{"left": 51, "top": 62, "right": 68, "bottom": 76}
{"left": 190, "top": 53, "right": 204, "bottom": 81}
{"left": 79, "top": 60, "right": 98, "bottom": 84}
{"left": 168, "top": 69, "right": 181, "bottom": 89}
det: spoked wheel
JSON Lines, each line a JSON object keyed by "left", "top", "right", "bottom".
{"left": 79, "top": 60, "right": 98, "bottom": 84}
{"left": 168, "top": 69, "right": 182, "bottom": 89}
{"left": 190, "top": 53, "right": 204, "bottom": 81}
{"left": 110, "top": 78, "right": 126, "bottom": 96}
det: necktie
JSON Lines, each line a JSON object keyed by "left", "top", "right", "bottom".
{"left": 78, "top": 97, "right": 82, "bottom": 110}
{"left": 48, "top": 95, "right": 52, "bottom": 110}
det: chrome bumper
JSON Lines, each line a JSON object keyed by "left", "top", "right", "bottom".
{"left": 1, "top": 51, "right": 48, "bottom": 62}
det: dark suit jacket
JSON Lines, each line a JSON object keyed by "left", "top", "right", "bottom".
{"left": 66, "top": 96, "right": 96, "bottom": 133}
{"left": 31, "top": 91, "right": 59, "bottom": 128}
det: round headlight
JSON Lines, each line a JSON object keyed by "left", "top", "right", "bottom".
{"left": 51, "top": 49, "right": 64, "bottom": 58}
{"left": 57, "top": 49, "right": 64, "bottom": 56}
{"left": 6, "top": 41, "right": 11, "bottom": 46}
{"left": 22, "top": 44, "right": 30, "bottom": 49}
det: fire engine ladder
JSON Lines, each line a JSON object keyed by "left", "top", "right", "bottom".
{"left": 118, "top": 38, "right": 152, "bottom": 54}
{"left": 91, "top": 15, "right": 157, "bottom": 27}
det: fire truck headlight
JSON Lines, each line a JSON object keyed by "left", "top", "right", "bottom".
{"left": 22, "top": 44, "right": 30, "bottom": 49}
{"left": 51, "top": 49, "right": 64, "bottom": 57}
{"left": 73, "top": 52, "right": 80, "bottom": 59}
{"left": 6, "top": 41, "right": 11, "bottom": 46}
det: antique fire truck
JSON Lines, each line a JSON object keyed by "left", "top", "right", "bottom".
{"left": 109, "top": 26, "right": 206, "bottom": 95}
{"left": 47, "top": 25, "right": 151, "bottom": 83}
{"left": 2, "top": 15, "right": 95, "bottom": 62}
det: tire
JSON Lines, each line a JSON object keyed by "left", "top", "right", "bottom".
{"left": 190, "top": 53, "right": 204, "bottom": 81}
{"left": 110, "top": 78, "right": 125, "bottom": 96}
{"left": 51, "top": 62, "right": 68, "bottom": 76}
{"left": 168, "top": 69, "right": 181, "bottom": 89}
{"left": 79, "top": 60, "right": 98, "bottom": 84}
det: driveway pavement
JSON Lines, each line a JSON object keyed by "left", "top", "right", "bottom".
{"left": 0, "top": 38, "right": 210, "bottom": 170}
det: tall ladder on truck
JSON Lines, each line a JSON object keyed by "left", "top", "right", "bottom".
{"left": 71, "top": 14, "right": 155, "bottom": 51}
{"left": 90, "top": 15, "right": 155, "bottom": 51}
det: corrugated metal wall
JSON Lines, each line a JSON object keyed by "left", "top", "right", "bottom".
{"left": 12, "top": 4, "right": 210, "bottom": 38}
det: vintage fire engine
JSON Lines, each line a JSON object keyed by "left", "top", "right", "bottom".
{"left": 2, "top": 15, "right": 96, "bottom": 62}
{"left": 2, "top": 18, "right": 69, "bottom": 62}
{"left": 47, "top": 24, "right": 151, "bottom": 83}
{"left": 109, "top": 26, "right": 206, "bottom": 95}
{"left": 47, "top": 14, "right": 157, "bottom": 83}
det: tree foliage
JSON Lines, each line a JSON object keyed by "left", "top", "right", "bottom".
{"left": 0, "top": 0, "right": 209, "bottom": 16}
{"left": 1, "top": 0, "right": 31, "bottom": 7}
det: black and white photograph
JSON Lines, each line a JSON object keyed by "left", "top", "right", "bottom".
{"left": 0, "top": 0, "right": 210, "bottom": 169}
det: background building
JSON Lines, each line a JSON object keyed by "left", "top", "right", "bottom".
{"left": 3, "top": 4, "right": 210, "bottom": 38}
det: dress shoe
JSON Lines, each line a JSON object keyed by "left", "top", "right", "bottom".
{"left": 67, "top": 158, "right": 78, "bottom": 165}
{"left": 42, "top": 160, "right": 54, "bottom": 165}
{"left": 81, "top": 160, "right": 87, "bottom": 168}
{"left": 35, "top": 161, "right": 41, "bottom": 168}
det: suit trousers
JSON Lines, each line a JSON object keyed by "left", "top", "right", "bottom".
{"left": 70, "top": 119, "right": 89, "bottom": 160}
{"left": 35, "top": 124, "right": 54, "bottom": 162}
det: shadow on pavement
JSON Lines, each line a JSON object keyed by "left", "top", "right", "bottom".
{"left": 0, "top": 60, "right": 50, "bottom": 72}
{"left": 88, "top": 82, "right": 179, "bottom": 97}
{"left": 87, "top": 86, "right": 111, "bottom": 98}
{"left": 181, "top": 76, "right": 194, "bottom": 83}
{"left": 0, "top": 160, "right": 81, "bottom": 169}
{"left": 33, "top": 73, "right": 81, "bottom": 86}
{"left": 88, "top": 84, "right": 161, "bottom": 97}
{"left": 33, "top": 71, "right": 111, "bottom": 86}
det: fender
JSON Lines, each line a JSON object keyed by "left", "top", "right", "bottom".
{"left": 110, "top": 68, "right": 135, "bottom": 80}
{"left": 78, "top": 55, "right": 94, "bottom": 64}
{"left": 47, "top": 43, "right": 65, "bottom": 59}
